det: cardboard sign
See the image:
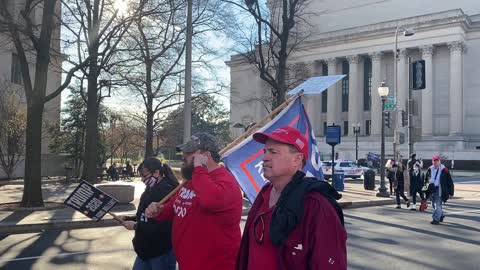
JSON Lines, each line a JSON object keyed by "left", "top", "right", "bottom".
{"left": 64, "top": 181, "right": 118, "bottom": 221}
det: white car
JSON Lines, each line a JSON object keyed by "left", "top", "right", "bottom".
{"left": 322, "top": 160, "right": 364, "bottom": 180}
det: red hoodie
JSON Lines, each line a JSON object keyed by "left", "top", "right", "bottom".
{"left": 154, "top": 166, "right": 242, "bottom": 270}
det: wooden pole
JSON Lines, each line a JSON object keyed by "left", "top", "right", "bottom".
{"left": 220, "top": 90, "right": 304, "bottom": 156}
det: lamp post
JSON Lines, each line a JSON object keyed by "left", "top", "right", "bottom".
{"left": 377, "top": 82, "right": 390, "bottom": 197}
{"left": 393, "top": 26, "right": 415, "bottom": 161}
{"left": 352, "top": 123, "right": 360, "bottom": 163}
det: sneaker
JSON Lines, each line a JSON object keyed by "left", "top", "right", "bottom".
{"left": 406, "top": 201, "right": 410, "bottom": 208}
{"left": 430, "top": 220, "right": 440, "bottom": 225}
{"left": 410, "top": 208, "right": 417, "bottom": 211}
{"left": 440, "top": 215, "right": 445, "bottom": 222}
{"left": 395, "top": 205, "right": 401, "bottom": 209}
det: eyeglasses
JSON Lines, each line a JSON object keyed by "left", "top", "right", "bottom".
{"left": 253, "top": 214, "right": 265, "bottom": 244}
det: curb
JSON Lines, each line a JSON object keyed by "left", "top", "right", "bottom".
{"left": 0, "top": 218, "right": 122, "bottom": 235}
{"left": 0, "top": 199, "right": 396, "bottom": 235}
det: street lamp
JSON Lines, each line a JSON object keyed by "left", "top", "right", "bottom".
{"left": 393, "top": 26, "right": 415, "bottom": 161}
{"left": 377, "top": 82, "right": 390, "bottom": 197}
{"left": 352, "top": 123, "right": 360, "bottom": 163}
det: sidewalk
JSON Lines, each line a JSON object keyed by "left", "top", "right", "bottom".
{"left": 0, "top": 176, "right": 477, "bottom": 235}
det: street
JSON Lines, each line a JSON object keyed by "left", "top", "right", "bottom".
{"left": 1, "top": 197, "right": 480, "bottom": 270}
{"left": 346, "top": 199, "right": 480, "bottom": 270}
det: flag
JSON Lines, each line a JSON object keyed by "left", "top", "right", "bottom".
{"left": 287, "top": 75, "right": 346, "bottom": 96}
{"left": 222, "top": 97, "right": 323, "bottom": 203}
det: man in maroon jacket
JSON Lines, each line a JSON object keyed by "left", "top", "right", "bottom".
{"left": 236, "top": 126, "right": 347, "bottom": 270}
{"left": 146, "top": 132, "right": 243, "bottom": 270}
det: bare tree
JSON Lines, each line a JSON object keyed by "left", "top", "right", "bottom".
{"left": 0, "top": 81, "right": 26, "bottom": 179}
{"left": 114, "top": 0, "right": 232, "bottom": 158}
{"left": 223, "top": 0, "right": 313, "bottom": 108}
{"left": 0, "top": 0, "right": 94, "bottom": 206}
{"left": 60, "top": 0, "right": 148, "bottom": 182}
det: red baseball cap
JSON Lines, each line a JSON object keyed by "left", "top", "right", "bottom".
{"left": 432, "top": 155, "right": 440, "bottom": 161}
{"left": 253, "top": 126, "right": 309, "bottom": 160}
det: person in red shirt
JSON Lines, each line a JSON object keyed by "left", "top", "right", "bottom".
{"left": 146, "top": 132, "right": 243, "bottom": 270}
{"left": 236, "top": 126, "right": 347, "bottom": 270}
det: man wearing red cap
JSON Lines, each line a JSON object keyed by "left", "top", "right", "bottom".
{"left": 425, "top": 155, "right": 454, "bottom": 225}
{"left": 235, "top": 126, "right": 347, "bottom": 270}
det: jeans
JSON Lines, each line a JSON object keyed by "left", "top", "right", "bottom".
{"left": 132, "top": 249, "right": 176, "bottom": 270}
{"left": 395, "top": 184, "right": 409, "bottom": 206}
{"left": 431, "top": 187, "right": 443, "bottom": 222}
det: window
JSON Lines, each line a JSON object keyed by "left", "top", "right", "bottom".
{"left": 11, "top": 53, "right": 22, "bottom": 85}
{"left": 341, "top": 60, "right": 349, "bottom": 112}
{"left": 343, "top": 121, "right": 349, "bottom": 136}
{"left": 321, "top": 62, "right": 328, "bottom": 113}
{"left": 363, "top": 58, "right": 372, "bottom": 111}
{"left": 323, "top": 122, "right": 327, "bottom": 136}
{"left": 366, "top": 120, "right": 371, "bottom": 136}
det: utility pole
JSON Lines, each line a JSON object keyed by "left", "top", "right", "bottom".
{"left": 183, "top": 0, "right": 193, "bottom": 143}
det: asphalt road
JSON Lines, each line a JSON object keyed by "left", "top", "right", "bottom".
{"left": 346, "top": 199, "right": 480, "bottom": 270}
{"left": 1, "top": 199, "right": 479, "bottom": 270}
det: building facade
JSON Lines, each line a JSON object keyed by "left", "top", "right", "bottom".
{"left": 0, "top": 1, "right": 62, "bottom": 178}
{"left": 227, "top": 0, "right": 480, "bottom": 167}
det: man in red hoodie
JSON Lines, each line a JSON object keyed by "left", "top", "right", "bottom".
{"left": 236, "top": 126, "right": 347, "bottom": 270}
{"left": 146, "top": 132, "right": 243, "bottom": 270}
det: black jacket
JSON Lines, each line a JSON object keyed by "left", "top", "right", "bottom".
{"left": 425, "top": 166, "right": 454, "bottom": 203}
{"left": 126, "top": 177, "right": 178, "bottom": 260}
{"left": 409, "top": 171, "right": 424, "bottom": 193}
{"left": 270, "top": 171, "right": 344, "bottom": 246}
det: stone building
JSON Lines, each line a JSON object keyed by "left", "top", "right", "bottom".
{"left": 227, "top": 0, "right": 480, "bottom": 168}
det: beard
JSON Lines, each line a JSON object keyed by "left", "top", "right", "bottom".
{"left": 181, "top": 162, "right": 195, "bottom": 181}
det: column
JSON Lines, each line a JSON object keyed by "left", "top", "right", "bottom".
{"left": 448, "top": 41, "right": 465, "bottom": 136}
{"left": 370, "top": 52, "right": 383, "bottom": 136}
{"left": 326, "top": 57, "right": 338, "bottom": 125}
{"left": 305, "top": 61, "right": 321, "bottom": 135}
{"left": 421, "top": 45, "right": 434, "bottom": 137}
{"left": 347, "top": 55, "right": 360, "bottom": 136}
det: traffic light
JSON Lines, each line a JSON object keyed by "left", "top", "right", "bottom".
{"left": 401, "top": 110, "right": 407, "bottom": 127}
{"left": 411, "top": 60, "right": 426, "bottom": 90}
{"left": 384, "top": 111, "right": 391, "bottom": 128}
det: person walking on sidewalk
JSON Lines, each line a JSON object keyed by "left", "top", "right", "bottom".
{"left": 409, "top": 163, "right": 426, "bottom": 211}
{"left": 425, "top": 155, "right": 454, "bottom": 225}
{"left": 394, "top": 162, "right": 410, "bottom": 209}
{"left": 235, "top": 126, "right": 347, "bottom": 270}
{"left": 119, "top": 157, "right": 179, "bottom": 270}
{"left": 385, "top": 159, "right": 395, "bottom": 195}
{"left": 145, "top": 132, "right": 243, "bottom": 270}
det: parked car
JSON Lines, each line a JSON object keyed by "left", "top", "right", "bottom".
{"left": 322, "top": 160, "right": 364, "bottom": 180}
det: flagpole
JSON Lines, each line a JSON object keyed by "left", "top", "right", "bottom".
{"left": 220, "top": 90, "right": 304, "bottom": 156}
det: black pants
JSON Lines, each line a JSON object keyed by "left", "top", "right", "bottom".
{"left": 411, "top": 190, "right": 425, "bottom": 205}
{"left": 395, "top": 184, "right": 409, "bottom": 206}
{"left": 387, "top": 177, "right": 393, "bottom": 194}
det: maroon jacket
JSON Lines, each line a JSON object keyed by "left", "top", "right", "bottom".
{"left": 236, "top": 183, "right": 347, "bottom": 270}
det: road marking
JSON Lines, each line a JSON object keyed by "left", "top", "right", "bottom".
{"left": 455, "top": 180, "right": 480, "bottom": 184}
{"left": 446, "top": 202, "right": 480, "bottom": 209}
{"left": 0, "top": 248, "right": 132, "bottom": 263}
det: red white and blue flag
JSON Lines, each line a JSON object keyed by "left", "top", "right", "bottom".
{"left": 221, "top": 97, "right": 323, "bottom": 203}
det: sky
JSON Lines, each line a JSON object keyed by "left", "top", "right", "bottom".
{"left": 60, "top": 0, "right": 238, "bottom": 116}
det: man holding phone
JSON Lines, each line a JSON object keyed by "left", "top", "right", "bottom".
{"left": 146, "top": 132, "right": 243, "bottom": 270}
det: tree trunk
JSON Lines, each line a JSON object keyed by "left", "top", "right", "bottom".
{"left": 21, "top": 97, "right": 45, "bottom": 207}
{"left": 144, "top": 97, "right": 154, "bottom": 159}
{"left": 82, "top": 64, "right": 100, "bottom": 182}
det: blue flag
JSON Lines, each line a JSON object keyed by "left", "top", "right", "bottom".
{"left": 222, "top": 97, "right": 323, "bottom": 203}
